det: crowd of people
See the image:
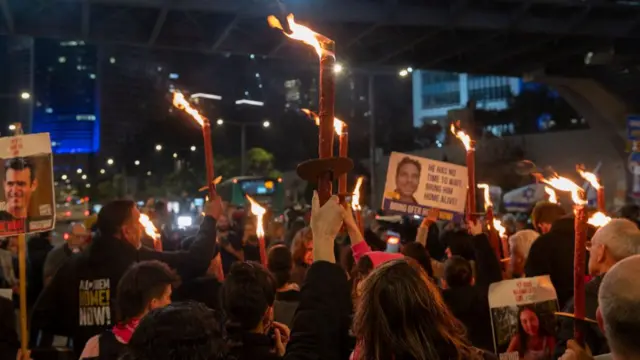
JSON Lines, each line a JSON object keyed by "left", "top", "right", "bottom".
{"left": 0, "top": 193, "right": 640, "bottom": 360}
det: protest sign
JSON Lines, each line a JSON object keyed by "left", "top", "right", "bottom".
{"left": 489, "top": 276, "right": 558, "bottom": 360}
{"left": 0, "top": 133, "right": 55, "bottom": 236}
{"left": 381, "top": 152, "right": 468, "bottom": 221}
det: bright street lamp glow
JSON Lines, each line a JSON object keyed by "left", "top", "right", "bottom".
{"left": 76, "top": 168, "right": 83, "bottom": 174}
{"left": 8, "top": 124, "right": 16, "bottom": 131}
{"left": 20, "top": 92, "right": 31, "bottom": 100}
{"left": 173, "top": 153, "right": 178, "bottom": 159}
{"left": 190, "top": 146, "right": 196, "bottom": 152}
{"left": 100, "top": 169, "right": 105, "bottom": 174}
{"left": 107, "top": 158, "right": 114, "bottom": 165}
{"left": 216, "top": 118, "right": 224, "bottom": 126}
{"left": 81, "top": 174, "right": 87, "bottom": 180}
{"left": 333, "top": 63, "right": 344, "bottom": 74}
{"left": 398, "top": 69, "right": 409, "bottom": 77}
{"left": 155, "top": 144, "right": 163, "bottom": 151}
{"left": 262, "top": 120, "right": 271, "bottom": 128}
{"left": 86, "top": 184, "right": 91, "bottom": 188}
{"left": 61, "top": 174, "right": 68, "bottom": 180}
{"left": 147, "top": 171, "right": 152, "bottom": 176}
{"left": 134, "top": 160, "right": 140, "bottom": 166}
{"left": 407, "top": 67, "right": 413, "bottom": 73}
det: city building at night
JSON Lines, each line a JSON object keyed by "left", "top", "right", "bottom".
{"left": 412, "top": 70, "right": 521, "bottom": 127}
{"left": 32, "top": 39, "right": 99, "bottom": 154}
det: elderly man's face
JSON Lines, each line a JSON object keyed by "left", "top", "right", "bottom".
{"left": 396, "top": 163, "right": 420, "bottom": 198}
{"left": 4, "top": 168, "right": 37, "bottom": 218}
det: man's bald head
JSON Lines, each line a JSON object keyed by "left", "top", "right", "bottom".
{"left": 598, "top": 255, "right": 640, "bottom": 358}
{"left": 68, "top": 223, "right": 88, "bottom": 249}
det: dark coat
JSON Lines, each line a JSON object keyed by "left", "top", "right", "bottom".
{"left": 226, "top": 332, "right": 282, "bottom": 360}
{"left": 31, "top": 216, "right": 217, "bottom": 356}
{"left": 0, "top": 296, "right": 18, "bottom": 360}
{"left": 27, "top": 234, "right": 53, "bottom": 306}
{"left": 442, "top": 285, "right": 494, "bottom": 352}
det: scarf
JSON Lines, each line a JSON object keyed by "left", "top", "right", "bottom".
{"left": 112, "top": 318, "right": 140, "bottom": 344}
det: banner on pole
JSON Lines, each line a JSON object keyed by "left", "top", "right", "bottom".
{"left": 488, "top": 276, "right": 558, "bottom": 359}
{"left": 381, "top": 152, "right": 467, "bottom": 221}
{"left": 0, "top": 133, "right": 55, "bottom": 236}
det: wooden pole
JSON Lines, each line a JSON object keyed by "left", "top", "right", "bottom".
{"left": 466, "top": 142, "right": 476, "bottom": 222}
{"left": 18, "top": 231, "right": 28, "bottom": 357}
{"left": 202, "top": 119, "right": 217, "bottom": 199}
{"left": 597, "top": 187, "right": 605, "bottom": 213}
{"left": 573, "top": 202, "right": 588, "bottom": 346}
{"left": 317, "top": 46, "right": 336, "bottom": 206}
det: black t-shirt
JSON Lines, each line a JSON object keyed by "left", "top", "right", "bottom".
{"left": 219, "top": 231, "right": 243, "bottom": 274}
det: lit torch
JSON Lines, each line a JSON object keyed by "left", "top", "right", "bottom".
{"left": 587, "top": 212, "right": 611, "bottom": 228}
{"left": 246, "top": 195, "right": 267, "bottom": 266}
{"left": 139, "top": 214, "right": 162, "bottom": 251}
{"left": 351, "top": 176, "right": 365, "bottom": 236}
{"left": 269, "top": 14, "right": 336, "bottom": 206}
{"left": 172, "top": 91, "right": 217, "bottom": 200}
{"left": 577, "top": 166, "right": 605, "bottom": 212}
{"left": 478, "top": 184, "right": 504, "bottom": 261}
{"left": 301, "top": 109, "right": 349, "bottom": 201}
{"left": 451, "top": 122, "right": 476, "bottom": 222}
{"left": 540, "top": 174, "right": 587, "bottom": 346}
{"left": 545, "top": 186, "right": 558, "bottom": 204}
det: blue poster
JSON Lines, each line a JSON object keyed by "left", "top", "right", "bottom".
{"left": 627, "top": 115, "right": 640, "bottom": 140}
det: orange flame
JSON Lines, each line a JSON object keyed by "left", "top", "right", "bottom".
{"left": 587, "top": 212, "right": 611, "bottom": 228}
{"left": 246, "top": 195, "right": 266, "bottom": 238}
{"left": 545, "top": 186, "right": 558, "bottom": 204}
{"left": 387, "top": 236, "right": 399, "bottom": 245}
{"left": 172, "top": 92, "right": 206, "bottom": 127}
{"left": 450, "top": 123, "right": 473, "bottom": 151}
{"left": 541, "top": 175, "right": 587, "bottom": 205}
{"left": 139, "top": 214, "right": 160, "bottom": 240}
{"left": 577, "top": 168, "right": 602, "bottom": 190}
{"left": 493, "top": 218, "right": 507, "bottom": 238}
{"left": 267, "top": 14, "right": 333, "bottom": 58}
{"left": 477, "top": 183, "right": 492, "bottom": 210}
{"left": 301, "top": 108, "right": 346, "bottom": 135}
{"left": 352, "top": 176, "right": 364, "bottom": 211}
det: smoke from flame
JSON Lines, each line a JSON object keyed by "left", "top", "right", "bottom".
{"left": 587, "top": 212, "right": 611, "bottom": 228}
{"left": 301, "top": 108, "right": 346, "bottom": 135}
{"left": 450, "top": 123, "right": 473, "bottom": 151}
{"left": 139, "top": 214, "right": 160, "bottom": 240}
{"left": 545, "top": 186, "right": 558, "bottom": 204}
{"left": 352, "top": 176, "right": 364, "bottom": 211}
{"left": 172, "top": 92, "right": 206, "bottom": 127}
{"left": 540, "top": 175, "right": 586, "bottom": 205}
{"left": 246, "top": 195, "right": 266, "bottom": 238}
{"left": 267, "top": 14, "right": 333, "bottom": 58}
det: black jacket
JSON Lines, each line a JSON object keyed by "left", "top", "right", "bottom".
{"left": 0, "top": 296, "right": 19, "bottom": 360}
{"left": 31, "top": 216, "right": 217, "bottom": 356}
{"left": 226, "top": 332, "right": 282, "bottom": 360}
{"left": 442, "top": 285, "right": 494, "bottom": 352}
{"left": 284, "top": 261, "right": 352, "bottom": 360}
{"left": 525, "top": 217, "right": 593, "bottom": 308}
{"left": 554, "top": 275, "right": 609, "bottom": 358}
{"left": 27, "top": 234, "right": 53, "bottom": 306}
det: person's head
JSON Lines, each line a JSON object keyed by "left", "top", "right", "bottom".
{"left": 442, "top": 255, "right": 474, "bottom": 289}
{"left": 395, "top": 157, "right": 421, "bottom": 199}
{"left": 291, "top": 227, "right": 313, "bottom": 266}
{"left": 597, "top": 255, "right": 640, "bottom": 359}
{"left": 67, "top": 223, "right": 89, "bottom": 250}
{"left": 4, "top": 157, "right": 37, "bottom": 218}
{"left": 518, "top": 307, "right": 540, "bottom": 337}
{"left": 353, "top": 259, "right": 479, "bottom": 360}
{"left": 441, "top": 229, "right": 475, "bottom": 260}
{"left": 221, "top": 262, "right": 276, "bottom": 334}
{"left": 502, "top": 213, "right": 517, "bottom": 235}
{"left": 97, "top": 200, "right": 143, "bottom": 249}
{"left": 401, "top": 242, "right": 434, "bottom": 279}
{"left": 116, "top": 260, "right": 178, "bottom": 323}
{"left": 508, "top": 229, "right": 540, "bottom": 276}
{"left": 531, "top": 202, "right": 566, "bottom": 234}
{"left": 267, "top": 245, "right": 293, "bottom": 289}
{"left": 124, "top": 302, "right": 224, "bottom": 360}
{"left": 216, "top": 214, "right": 231, "bottom": 232}
{"left": 153, "top": 201, "right": 167, "bottom": 217}
{"left": 588, "top": 218, "right": 640, "bottom": 276}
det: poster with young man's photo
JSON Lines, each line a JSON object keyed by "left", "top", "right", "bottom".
{"left": 489, "top": 276, "right": 559, "bottom": 360}
{"left": 0, "top": 133, "right": 55, "bottom": 236}
{"left": 381, "top": 152, "right": 468, "bottom": 222}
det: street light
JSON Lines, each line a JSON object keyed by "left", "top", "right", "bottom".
{"left": 134, "top": 160, "right": 140, "bottom": 166}
{"left": 190, "top": 146, "right": 196, "bottom": 152}
{"left": 155, "top": 144, "right": 163, "bottom": 151}
{"left": 262, "top": 120, "right": 270, "bottom": 128}
{"left": 173, "top": 153, "right": 178, "bottom": 159}
{"left": 20, "top": 92, "right": 30, "bottom": 100}
{"left": 219, "top": 120, "right": 271, "bottom": 175}
{"left": 81, "top": 174, "right": 87, "bottom": 180}
{"left": 398, "top": 69, "right": 409, "bottom": 77}
{"left": 8, "top": 124, "right": 16, "bottom": 131}
{"left": 76, "top": 168, "right": 83, "bottom": 174}
{"left": 61, "top": 174, "right": 68, "bottom": 180}
{"left": 216, "top": 118, "right": 224, "bottom": 126}
{"left": 100, "top": 169, "right": 105, "bottom": 174}
{"left": 85, "top": 184, "right": 91, "bottom": 188}
{"left": 107, "top": 158, "right": 114, "bottom": 166}
{"left": 334, "top": 63, "right": 344, "bottom": 74}
{"left": 147, "top": 171, "right": 152, "bottom": 176}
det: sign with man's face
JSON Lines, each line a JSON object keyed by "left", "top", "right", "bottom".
{"left": 0, "top": 133, "right": 55, "bottom": 235}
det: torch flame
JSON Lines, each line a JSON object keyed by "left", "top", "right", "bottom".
{"left": 577, "top": 167, "right": 602, "bottom": 190}
{"left": 139, "top": 214, "right": 160, "bottom": 240}
{"left": 450, "top": 123, "right": 474, "bottom": 151}
{"left": 545, "top": 186, "right": 558, "bottom": 204}
{"left": 301, "top": 108, "right": 346, "bottom": 135}
{"left": 267, "top": 14, "right": 333, "bottom": 58}
{"left": 493, "top": 218, "right": 507, "bottom": 238}
{"left": 587, "top": 211, "right": 612, "bottom": 228}
{"left": 477, "top": 183, "right": 492, "bottom": 210}
{"left": 540, "top": 175, "right": 587, "bottom": 206}
{"left": 352, "top": 176, "right": 364, "bottom": 211}
{"left": 246, "top": 195, "right": 266, "bottom": 238}
{"left": 172, "top": 92, "right": 206, "bottom": 127}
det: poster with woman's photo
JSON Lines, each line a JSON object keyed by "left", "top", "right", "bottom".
{"left": 0, "top": 133, "right": 55, "bottom": 236}
{"left": 381, "top": 152, "right": 468, "bottom": 222}
{"left": 488, "top": 276, "right": 558, "bottom": 360}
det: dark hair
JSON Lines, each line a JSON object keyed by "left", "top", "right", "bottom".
{"left": 441, "top": 230, "right": 475, "bottom": 260}
{"left": 395, "top": 157, "right": 421, "bottom": 178}
{"left": 221, "top": 262, "right": 276, "bottom": 331}
{"left": 516, "top": 306, "right": 551, "bottom": 356}
{"left": 402, "top": 242, "right": 434, "bottom": 278}
{"left": 4, "top": 157, "right": 35, "bottom": 183}
{"left": 154, "top": 201, "right": 167, "bottom": 214}
{"left": 444, "top": 256, "right": 473, "bottom": 288}
{"left": 267, "top": 245, "right": 293, "bottom": 289}
{"left": 124, "top": 301, "right": 224, "bottom": 360}
{"left": 291, "top": 227, "right": 312, "bottom": 265}
{"left": 351, "top": 255, "right": 375, "bottom": 300}
{"left": 97, "top": 200, "right": 136, "bottom": 237}
{"left": 116, "top": 260, "right": 179, "bottom": 323}
{"left": 531, "top": 202, "right": 566, "bottom": 228}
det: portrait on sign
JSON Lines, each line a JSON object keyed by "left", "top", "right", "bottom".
{"left": 381, "top": 152, "right": 468, "bottom": 221}
{"left": 0, "top": 133, "right": 55, "bottom": 236}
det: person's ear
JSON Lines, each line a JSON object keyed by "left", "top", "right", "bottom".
{"left": 31, "top": 179, "right": 38, "bottom": 191}
{"left": 596, "top": 307, "right": 605, "bottom": 334}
